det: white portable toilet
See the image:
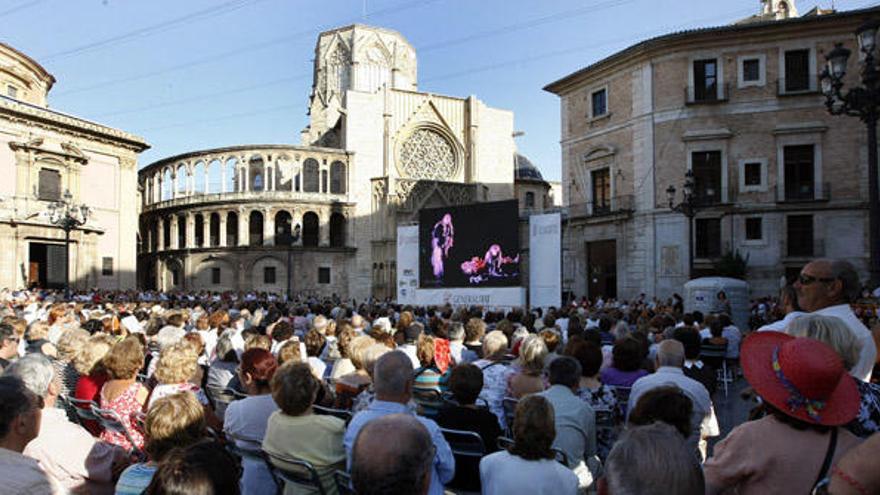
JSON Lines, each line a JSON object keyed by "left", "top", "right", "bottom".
{"left": 684, "top": 277, "right": 750, "bottom": 331}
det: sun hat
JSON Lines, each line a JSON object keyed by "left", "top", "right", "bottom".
{"left": 741, "top": 331, "right": 859, "bottom": 426}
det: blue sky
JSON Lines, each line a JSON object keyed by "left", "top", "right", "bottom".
{"left": 3, "top": 0, "right": 877, "bottom": 181}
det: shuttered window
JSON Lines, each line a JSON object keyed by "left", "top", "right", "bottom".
{"left": 38, "top": 169, "right": 61, "bottom": 201}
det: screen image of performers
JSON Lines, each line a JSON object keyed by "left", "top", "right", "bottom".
{"left": 430, "top": 213, "right": 454, "bottom": 282}
{"left": 460, "top": 243, "right": 519, "bottom": 285}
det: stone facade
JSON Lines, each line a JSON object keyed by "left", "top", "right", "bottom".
{"left": 139, "top": 24, "right": 518, "bottom": 300}
{"left": 0, "top": 43, "right": 149, "bottom": 291}
{"left": 545, "top": 4, "right": 874, "bottom": 299}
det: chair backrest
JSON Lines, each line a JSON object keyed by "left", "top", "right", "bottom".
{"left": 440, "top": 428, "right": 486, "bottom": 458}
{"left": 56, "top": 395, "right": 83, "bottom": 426}
{"left": 496, "top": 436, "right": 514, "bottom": 451}
{"left": 412, "top": 389, "right": 443, "bottom": 419}
{"left": 700, "top": 343, "right": 727, "bottom": 358}
{"left": 66, "top": 396, "right": 100, "bottom": 422}
{"left": 593, "top": 405, "right": 616, "bottom": 428}
{"left": 502, "top": 397, "right": 519, "bottom": 428}
{"left": 225, "top": 440, "right": 283, "bottom": 495}
{"left": 334, "top": 470, "right": 355, "bottom": 495}
{"left": 313, "top": 404, "right": 353, "bottom": 425}
{"left": 264, "top": 451, "right": 327, "bottom": 495}
{"left": 496, "top": 436, "right": 568, "bottom": 466}
{"left": 91, "top": 406, "right": 142, "bottom": 454}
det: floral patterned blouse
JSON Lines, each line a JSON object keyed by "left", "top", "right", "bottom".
{"left": 847, "top": 380, "right": 880, "bottom": 438}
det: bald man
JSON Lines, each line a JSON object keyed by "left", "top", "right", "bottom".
{"left": 627, "top": 340, "right": 718, "bottom": 461}
{"left": 793, "top": 259, "right": 876, "bottom": 381}
{"left": 352, "top": 413, "right": 434, "bottom": 495}
{"left": 343, "top": 351, "right": 454, "bottom": 495}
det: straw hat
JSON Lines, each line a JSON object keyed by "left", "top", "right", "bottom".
{"left": 741, "top": 331, "right": 859, "bottom": 426}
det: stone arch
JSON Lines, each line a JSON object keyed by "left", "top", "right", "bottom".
{"left": 250, "top": 255, "right": 286, "bottom": 291}
{"left": 176, "top": 163, "right": 188, "bottom": 195}
{"left": 207, "top": 159, "right": 222, "bottom": 193}
{"left": 303, "top": 158, "right": 320, "bottom": 193}
{"left": 226, "top": 211, "right": 239, "bottom": 246}
{"left": 194, "top": 257, "right": 235, "bottom": 290}
{"left": 162, "top": 257, "right": 184, "bottom": 290}
{"left": 330, "top": 161, "right": 346, "bottom": 194}
{"left": 225, "top": 157, "right": 238, "bottom": 192}
{"left": 162, "top": 215, "right": 172, "bottom": 249}
{"left": 162, "top": 168, "right": 173, "bottom": 201}
{"left": 209, "top": 212, "right": 221, "bottom": 247}
{"left": 329, "top": 212, "right": 346, "bottom": 247}
{"left": 193, "top": 161, "right": 207, "bottom": 194}
{"left": 194, "top": 213, "right": 205, "bottom": 247}
{"left": 302, "top": 211, "right": 319, "bottom": 247}
{"left": 248, "top": 210, "right": 264, "bottom": 246}
{"left": 177, "top": 214, "right": 186, "bottom": 248}
{"left": 274, "top": 210, "right": 293, "bottom": 245}
{"left": 249, "top": 155, "right": 265, "bottom": 192}
{"left": 276, "top": 154, "right": 293, "bottom": 191}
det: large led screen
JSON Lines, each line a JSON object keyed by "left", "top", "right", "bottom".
{"left": 419, "top": 200, "right": 521, "bottom": 288}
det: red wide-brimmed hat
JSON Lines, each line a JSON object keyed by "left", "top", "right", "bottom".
{"left": 741, "top": 331, "right": 859, "bottom": 426}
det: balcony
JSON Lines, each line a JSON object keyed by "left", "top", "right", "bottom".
{"left": 685, "top": 83, "right": 729, "bottom": 105}
{"left": 776, "top": 182, "right": 830, "bottom": 203}
{"left": 776, "top": 75, "right": 819, "bottom": 96}
{"left": 568, "top": 194, "right": 634, "bottom": 220}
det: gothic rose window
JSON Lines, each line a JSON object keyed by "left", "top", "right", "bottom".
{"left": 399, "top": 128, "right": 456, "bottom": 180}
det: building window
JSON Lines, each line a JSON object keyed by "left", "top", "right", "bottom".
{"left": 591, "top": 168, "right": 611, "bottom": 213}
{"left": 318, "top": 267, "right": 331, "bottom": 284}
{"left": 171, "top": 268, "right": 181, "bottom": 286}
{"left": 590, "top": 88, "right": 607, "bottom": 118}
{"left": 783, "top": 49, "right": 811, "bottom": 93}
{"left": 742, "top": 59, "right": 761, "bottom": 82}
{"left": 744, "top": 162, "right": 762, "bottom": 186}
{"left": 330, "top": 161, "right": 346, "bottom": 194}
{"left": 7, "top": 85, "right": 17, "bottom": 98}
{"left": 787, "top": 215, "right": 814, "bottom": 257}
{"left": 745, "top": 217, "right": 763, "bottom": 241}
{"left": 783, "top": 145, "right": 815, "bottom": 201}
{"left": 211, "top": 267, "right": 221, "bottom": 284}
{"left": 264, "top": 266, "right": 276, "bottom": 284}
{"left": 38, "top": 168, "right": 61, "bottom": 201}
{"left": 692, "top": 151, "right": 722, "bottom": 205}
{"left": 695, "top": 218, "right": 722, "bottom": 258}
{"left": 101, "top": 257, "right": 113, "bottom": 276}
{"left": 524, "top": 191, "right": 535, "bottom": 208}
{"left": 693, "top": 59, "right": 719, "bottom": 102}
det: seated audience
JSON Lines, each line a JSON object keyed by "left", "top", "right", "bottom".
{"left": 507, "top": 334, "right": 548, "bottom": 398}
{"left": 263, "top": 362, "right": 345, "bottom": 495}
{"left": 7, "top": 354, "right": 127, "bottom": 494}
{"left": 785, "top": 314, "right": 880, "bottom": 439}
{"left": 600, "top": 337, "right": 648, "bottom": 388}
{"left": 74, "top": 333, "right": 116, "bottom": 407}
{"left": 480, "top": 394, "right": 578, "bottom": 494}
{"left": 304, "top": 329, "right": 327, "bottom": 379}
{"left": 343, "top": 351, "right": 455, "bottom": 495}
{"left": 627, "top": 386, "right": 693, "bottom": 439}
{"left": 223, "top": 348, "right": 279, "bottom": 495}
{"left": 351, "top": 413, "right": 434, "bottom": 495}
{"left": 673, "top": 326, "right": 717, "bottom": 396}
{"left": 704, "top": 333, "right": 862, "bottom": 494}
{"left": 464, "top": 317, "right": 485, "bottom": 359}
{"left": 329, "top": 325, "right": 356, "bottom": 380}
{"left": 474, "top": 330, "right": 513, "bottom": 428}
{"left": 448, "top": 321, "right": 477, "bottom": 364}
{"left": 413, "top": 334, "right": 445, "bottom": 415}
{"left": 0, "top": 375, "right": 61, "bottom": 493}
{"left": 565, "top": 339, "right": 618, "bottom": 457}
{"left": 116, "top": 392, "right": 206, "bottom": 495}
{"left": 148, "top": 343, "right": 208, "bottom": 408}
{"left": 334, "top": 335, "right": 375, "bottom": 409}
{"left": 52, "top": 328, "right": 89, "bottom": 398}
{"left": 599, "top": 422, "right": 704, "bottom": 495}
{"left": 436, "top": 363, "right": 502, "bottom": 491}
{"left": 99, "top": 336, "right": 149, "bottom": 451}
{"left": 539, "top": 356, "right": 598, "bottom": 490}
{"left": 205, "top": 334, "right": 239, "bottom": 419}
{"left": 25, "top": 320, "right": 57, "bottom": 358}
{"left": 144, "top": 441, "right": 240, "bottom": 495}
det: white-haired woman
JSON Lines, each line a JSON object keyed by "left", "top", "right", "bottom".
{"left": 507, "top": 334, "right": 548, "bottom": 398}
{"left": 474, "top": 330, "right": 514, "bottom": 429}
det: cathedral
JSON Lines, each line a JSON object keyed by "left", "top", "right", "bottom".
{"left": 138, "top": 24, "right": 525, "bottom": 300}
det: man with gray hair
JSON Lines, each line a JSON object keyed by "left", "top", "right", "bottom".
{"left": 538, "top": 355, "right": 598, "bottom": 491}
{"left": 599, "top": 422, "right": 704, "bottom": 495}
{"left": 0, "top": 375, "right": 60, "bottom": 493}
{"left": 352, "top": 413, "right": 434, "bottom": 495}
{"left": 627, "top": 340, "right": 718, "bottom": 461}
{"left": 793, "top": 258, "right": 876, "bottom": 381}
{"left": 5, "top": 354, "right": 128, "bottom": 493}
{"left": 0, "top": 323, "right": 19, "bottom": 371}
{"left": 343, "top": 351, "right": 454, "bottom": 495}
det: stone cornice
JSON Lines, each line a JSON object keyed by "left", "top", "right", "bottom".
{"left": 0, "top": 96, "right": 149, "bottom": 153}
{"left": 8, "top": 138, "right": 89, "bottom": 165}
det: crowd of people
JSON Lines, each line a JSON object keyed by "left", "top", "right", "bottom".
{"left": 0, "top": 257, "right": 879, "bottom": 494}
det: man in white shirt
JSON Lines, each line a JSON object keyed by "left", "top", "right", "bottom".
{"left": 793, "top": 259, "right": 877, "bottom": 381}
{"left": 628, "top": 340, "right": 719, "bottom": 461}
{"left": 758, "top": 285, "right": 805, "bottom": 332}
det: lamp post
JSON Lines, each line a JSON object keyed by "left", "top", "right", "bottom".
{"left": 820, "top": 19, "right": 880, "bottom": 287}
{"left": 667, "top": 169, "right": 698, "bottom": 280}
{"left": 47, "top": 189, "right": 90, "bottom": 300}
{"left": 285, "top": 223, "right": 302, "bottom": 302}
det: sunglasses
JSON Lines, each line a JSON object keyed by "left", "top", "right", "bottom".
{"left": 798, "top": 274, "right": 836, "bottom": 286}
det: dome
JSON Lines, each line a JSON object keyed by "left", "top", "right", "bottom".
{"left": 514, "top": 153, "right": 544, "bottom": 181}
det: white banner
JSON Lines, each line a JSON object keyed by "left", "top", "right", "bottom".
{"left": 396, "top": 225, "right": 420, "bottom": 305}
{"left": 415, "top": 287, "right": 526, "bottom": 310}
{"left": 529, "top": 213, "right": 561, "bottom": 309}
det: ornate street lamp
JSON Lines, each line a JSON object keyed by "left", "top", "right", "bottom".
{"left": 820, "top": 20, "right": 880, "bottom": 286}
{"left": 47, "top": 189, "right": 90, "bottom": 300}
{"left": 667, "top": 169, "right": 698, "bottom": 279}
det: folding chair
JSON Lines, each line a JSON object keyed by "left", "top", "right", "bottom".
{"left": 56, "top": 395, "right": 83, "bottom": 427}
{"left": 412, "top": 388, "right": 444, "bottom": 419}
{"left": 701, "top": 343, "right": 733, "bottom": 396}
{"left": 501, "top": 397, "right": 519, "bottom": 434}
{"left": 264, "top": 451, "right": 328, "bottom": 495}
{"left": 313, "top": 404, "right": 353, "bottom": 425}
{"left": 225, "top": 437, "right": 282, "bottom": 495}
{"left": 609, "top": 386, "right": 632, "bottom": 419}
{"left": 441, "top": 427, "right": 486, "bottom": 491}
{"left": 91, "top": 406, "right": 144, "bottom": 458}
{"left": 334, "top": 470, "right": 355, "bottom": 495}
{"left": 65, "top": 396, "right": 100, "bottom": 423}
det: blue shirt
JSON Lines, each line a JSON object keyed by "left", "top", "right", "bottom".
{"left": 115, "top": 463, "right": 156, "bottom": 495}
{"left": 343, "top": 400, "right": 455, "bottom": 495}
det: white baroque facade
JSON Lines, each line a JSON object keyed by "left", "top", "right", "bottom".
{"left": 0, "top": 42, "right": 149, "bottom": 291}
{"left": 139, "top": 25, "right": 518, "bottom": 300}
